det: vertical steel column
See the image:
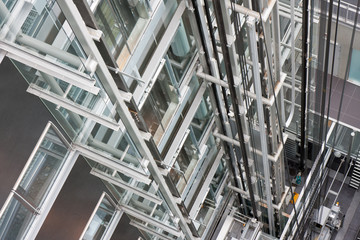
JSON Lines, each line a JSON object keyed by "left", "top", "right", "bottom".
{"left": 300, "top": 0, "right": 309, "bottom": 171}
{"left": 247, "top": 16, "right": 275, "bottom": 235}
{"left": 213, "top": 0, "right": 258, "bottom": 219}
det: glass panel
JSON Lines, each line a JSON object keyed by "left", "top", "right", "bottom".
{"left": 16, "top": 127, "right": 69, "bottom": 208}
{"left": 170, "top": 127, "right": 216, "bottom": 195}
{"left": 0, "top": 123, "right": 70, "bottom": 240}
{"left": 190, "top": 90, "right": 213, "bottom": 142}
{"left": 0, "top": 0, "right": 17, "bottom": 27}
{"left": 349, "top": 49, "right": 360, "bottom": 84}
{"left": 93, "top": 0, "right": 125, "bottom": 56}
{"left": 140, "top": 66, "right": 180, "bottom": 144}
{"left": 82, "top": 195, "right": 116, "bottom": 240}
{"left": 88, "top": 0, "right": 151, "bottom": 65}
{"left": 0, "top": 197, "right": 36, "bottom": 240}
{"left": 159, "top": 73, "right": 201, "bottom": 155}
{"left": 166, "top": 17, "right": 197, "bottom": 85}
{"left": 170, "top": 134, "right": 199, "bottom": 194}
{"left": 125, "top": 191, "right": 178, "bottom": 229}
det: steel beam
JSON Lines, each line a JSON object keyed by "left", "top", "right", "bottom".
{"left": 0, "top": 40, "right": 99, "bottom": 94}
{"left": 247, "top": 16, "right": 275, "bottom": 235}
{"left": 27, "top": 84, "right": 119, "bottom": 131}
{"left": 56, "top": 0, "right": 195, "bottom": 237}
{"left": 90, "top": 168, "right": 162, "bottom": 205}
{"left": 121, "top": 205, "right": 182, "bottom": 237}
{"left": 73, "top": 143, "right": 151, "bottom": 184}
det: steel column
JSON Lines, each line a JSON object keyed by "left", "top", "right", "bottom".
{"left": 247, "top": 16, "right": 275, "bottom": 235}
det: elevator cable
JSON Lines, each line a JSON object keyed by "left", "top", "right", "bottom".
{"left": 300, "top": 0, "right": 309, "bottom": 172}
{"left": 316, "top": 3, "right": 360, "bottom": 235}
{"left": 318, "top": 0, "right": 342, "bottom": 222}
{"left": 316, "top": 0, "right": 335, "bottom": 226}
{"left": 332, "top": 0, "right": 360, "bottom": 150}
{"left": 324, "top": 0, "right": 341, "bottom": 143}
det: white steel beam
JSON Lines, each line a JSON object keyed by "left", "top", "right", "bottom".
{"left": 163, "top": 81, "right": 207, "bottom": 166}
{"left": 129, "top": 220, "right": 174, "bottom": 240}
{"left": 90, "top": 168, "right": 162, "bottom": 205}
{"left": 0, "top": 40, "right": 99, "bottom": 94}
{"left": 56, "top": 0, "right": 195, "bottom": 237}
{"left": 134, "top": 1, "right": 186, "bottom": 106}
{"left": 73, "top": 144, "right": 151, "bottom": 185}
{"left": 247, "top": 16, "right": 275, "bottom": 236}
{"left": 27, "top": 84, "right": 119, "bottom": 131}
{"left": 121, "top": 205, "right": 182, "bottom": 237}
{"left": 188, "top": 148, "right": 224, "bottom": 218}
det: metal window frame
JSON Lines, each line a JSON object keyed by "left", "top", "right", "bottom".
{"left": 133, "top": 0, "right": 186, "bottom": 106}
{"left": 129, "top": 220, "right": 175, "bottom": 240}
{"left": 0, "top": 122, "right": 78, "bottom": 239}
{"left": 163, "top": 81, "right": 207, "bottom": 166}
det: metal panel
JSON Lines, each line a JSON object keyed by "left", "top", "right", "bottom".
{"left": 247, "top": 16, "right": 275, "bottom": 235}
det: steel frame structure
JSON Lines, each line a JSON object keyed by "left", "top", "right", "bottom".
{"left": 0, "top": 0, "right": 360, "bottom": 239}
